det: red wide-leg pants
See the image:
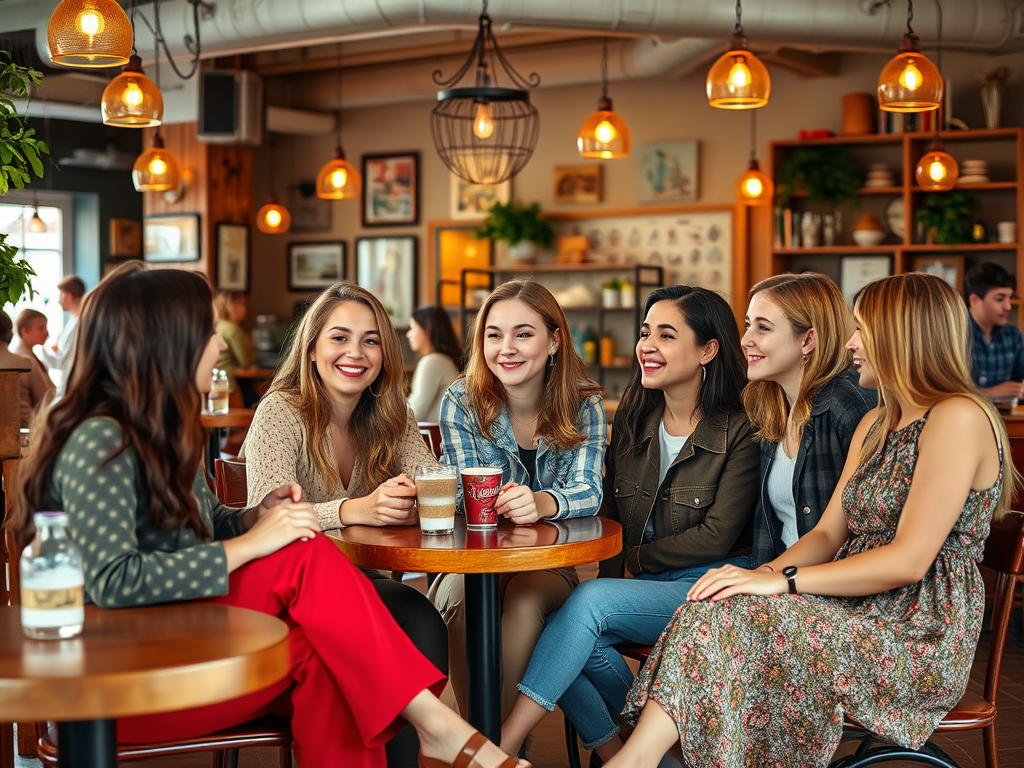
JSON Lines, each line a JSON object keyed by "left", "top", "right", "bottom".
{"left": 117, "top": 534, "right": 446, "bottom": 767}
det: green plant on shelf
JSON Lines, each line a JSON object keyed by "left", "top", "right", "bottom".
{"left": 913, "top": 192, "right": 977, "bottom": 246}
{"left": 775, "top": 146, "right": 861, "bottom": 209}
{"left": 601, "top": 278, "right": 622, "bottom": 290}
{"left": 476, "top": 201, "right": 555, "bottom": 248}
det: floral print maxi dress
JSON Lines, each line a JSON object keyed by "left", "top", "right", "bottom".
{"left": 622, "top": 417, "right": 999, "bottom": 768}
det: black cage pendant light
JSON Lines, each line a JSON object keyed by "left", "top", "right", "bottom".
{"left": 430, "top": 0, "right": 540, "bottom": 185}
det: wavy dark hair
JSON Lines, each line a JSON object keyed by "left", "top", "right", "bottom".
{"left": 411, "top": 305, "right": 465, "bottom": 372}
{"left": 616, "top": 285, "right": 746, "bottom": 457}
{"left": 10, "top": 262, "right": 213, "bottom": 550}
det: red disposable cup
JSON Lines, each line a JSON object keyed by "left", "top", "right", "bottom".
{"left": 460, "top": 467, "right": 502, "bottom": 529}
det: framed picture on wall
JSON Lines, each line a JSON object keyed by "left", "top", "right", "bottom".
{"left": 109, "top": 218, "right": 142, "bottom": 258}
{"left": 553, "top": 164, "right": 603, "bottom": 204}
{"left": 288, "top": 241, "right": 346, "bottom": 291}
{"left": 355, "top": 236, "right": 417, "bottom": 328}
{"left": 911, "top": 254, "right": 964, "bottom": 294}
{"left": 840, "top": 255, "right": 892, "bottom": 306}
{"left": 635, "top": 141, "right": 699, "bottom": 204}
{"left": 216, "top": 223, "right": 250, "bottom": 292}
{"left": 449, "top": 175, "right": 511, "bottom": 219}
{"left": 143, "top": 214, "right": 200, "bottom": 263}
{"left": 362, "top": 152, "right": 420, "bottom": 226}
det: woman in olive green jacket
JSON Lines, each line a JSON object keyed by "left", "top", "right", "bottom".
{"left": 501, "top": 286, "right": 759, "bottom": 762}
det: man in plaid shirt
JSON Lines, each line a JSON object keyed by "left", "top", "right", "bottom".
{"left": 966, "top": 262, "right": 1024, "bottom": 397}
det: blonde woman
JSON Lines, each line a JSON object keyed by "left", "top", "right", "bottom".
{"left": 243, "top": 281, "right": 446, "bottom": 768}
{"left": 430, "top": 280, "right": 607, "bottom": 722}
{"left": 741, "top": 273, "right": 875, "bottom": 566}
{"left": 610, "top": 272, "right": 1013, "bottom": 768}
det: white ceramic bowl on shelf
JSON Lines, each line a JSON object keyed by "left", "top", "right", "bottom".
{"left": 852, "top": 230, "right": 886, "bottom": 246}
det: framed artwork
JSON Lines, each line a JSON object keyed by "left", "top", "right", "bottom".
{"left": 288, "top": 241, "right": 346, "bottom": 291}
{"left": 109, "top": 218, "right": 142, "bottom": 258}
{"left": 216, "top": 223, "right": 250, "bottom": 291}
{"left": 553, "top": 164, "right": 603, "bottom": 204}
{"left": 355, "top": 236, "right": 417, "bottom": 328}
{"left": 635, "top": 141, "right": 699, "bottom": 204}
{"left": 143, "top": 214, "right": 200, "bottom": 263}
{"left": 362, "top": 152, "right": 420, "bottom": 226}
{"left": 840, "top": 255, "right": 892, "bottom": 306}
{"left": 289, "top": 182, "right": 331, "bottom": 232}
{"left": 912, "top": 254, "right": 964, "bottom": 294}
{"left": 449, "top": 176, "right": 511, "bottom": 220}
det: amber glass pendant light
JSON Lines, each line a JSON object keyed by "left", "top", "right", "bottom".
{"left": 48, "top": 0, "right": 132, "bottom": 68}
{"left": 577, "top": 38, "right": 631, "bottom": 159}
{"left": 132, "top": 131, "right": 180, "bottom": 191}
{"left": 707, "top": 0, "right": 770, "bottom": 110}
{"left": 316, "top": 51, "right": 362, "bottom": 200}
{"left": 735, "top": 111, "right": 773, "bottom": 205}
{"left": 27, "top": 194, "right": 47, "bottom": 233}
{"left": 101, "top": 55, "right": 163, "bottom": 127}
{"left": 878, "top": 0, "right": 942, "bottom": 112}
{"left": 258, "top": 139, "right": 291, "bottom": 234}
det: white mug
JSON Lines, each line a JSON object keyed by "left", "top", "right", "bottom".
{"left": 997, "top": 221, "right": 1017, "bottom": 244}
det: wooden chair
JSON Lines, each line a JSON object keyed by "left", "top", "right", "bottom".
{"left": 419, "top": 422, "right": 443, "bottom": 460}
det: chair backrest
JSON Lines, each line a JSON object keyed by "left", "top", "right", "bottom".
{"left": 418, "top": 422, "right": 442, "bottom": 460}
{"left": 980, "top": 509, "right": 1024, "bottom": 705}
{"left": 214, "top": 458, "right": 248, "bottom": 507}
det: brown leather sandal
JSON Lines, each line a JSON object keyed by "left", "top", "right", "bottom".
{"left": 418, "top": 731, "right": 523, "bottom": 768}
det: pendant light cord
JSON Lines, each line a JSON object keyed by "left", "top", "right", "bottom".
{"left": 933, "top": 0, "right": 943, "bottom": 134}
{"left": 906, "top": 0, "right": 915, "bottom": 35}
{"left": 335, "top": 46, "right": 343, "bottom": 148}
{"left": 600, "top": 36, "right": 609, "bottom": 100}
{"left": 734, "top": 0, "right": 744, "bottom": 35}
{"left": 749, "top": 109, "right": 757, "bottom": 162}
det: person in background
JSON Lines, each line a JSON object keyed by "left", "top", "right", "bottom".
{"left": 243, "top": 281, "right": 449, "bottom": 768}
{"left": 43, "top": 275, "right": 85, "bottom": 401}
{"left": 407, "top": 305, "right": 463, "bottom": 423}
{"left": 213, "top": 289, "right": 258, "bottom": 406}
{"left": 0, "top": 310, "right": 53, "bottom": 429}
{"left": 608, "top": 272, "right": 1011, "bottom": 768}
{"left": 431, "top": 280, "right": 607, "bottom": 724}
{"left": 12, "top": 309, "right": 51, "bottom": 379}
{"left": 9, "top": 263, "right": 526, "bottom": 768}
{"left": 964, "top": 262, "right": 1024, "bottom": 398}
{"left": 742, "top": 273, "right": 876, "bottom": 567}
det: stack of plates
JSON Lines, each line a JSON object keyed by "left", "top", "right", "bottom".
{"left": 864, "top": 163, "right": 896, "bottom": 188}
{"left": 959, "top": 159, "right": 990, "bottom": 184}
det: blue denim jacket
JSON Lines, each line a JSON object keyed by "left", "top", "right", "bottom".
{"left": 438, "top": 379, "right": 607, "bottom": 520}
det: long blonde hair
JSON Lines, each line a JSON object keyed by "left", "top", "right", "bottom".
{"left": 743, "top": 273, "right": 855, "bottom": 443}
{"left": 268, "top": 281, "right": 408, "bottom": 489}
{"left": 855, "top": 272, "right": 1014, "bottom": 518}
{"left": 465, "top": 280, "right": 600, "bottom": 451}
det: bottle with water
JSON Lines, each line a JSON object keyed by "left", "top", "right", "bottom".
{"left": 208, "top": 368, "right": 230, "bottom": 414}
{"left": 20, "top": 512, "right": 85, "bottom": 640}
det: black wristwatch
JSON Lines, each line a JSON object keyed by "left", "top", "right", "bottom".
{"left": 782, "top": 566, "right": 799, "bottom": 595}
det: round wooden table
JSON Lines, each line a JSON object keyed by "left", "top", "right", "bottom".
{"left": 329, "top": 517, "right": 622, "bottom": 741}
{"left": 201, "top": 407, "right": 256, "bottom": 470}
{"left": 0, "top": 603, "right": 289, "bottom": 768}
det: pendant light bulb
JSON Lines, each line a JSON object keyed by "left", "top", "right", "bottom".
{"left": 878, "top": 36, "right": 942, "bottom": 111}
{"left": 257, "top": 195, "right": 291, "bottom": 234}
{"left": 473, "top": 101, "right": 495, "bottom": 139}
{"left": 915, "top": 142, "right": 959, "bottom": 191}
{"left": 48, "top": 0, "right": 133, "bottom": 68}
{"left": 735, "top": 159, "right": 773, "bottom": 206}
{"left": 101, "top": 55, "right": 163, "bottom": 127}
{"left": 728, "top": 58, "right": 752, "bottom": 88}
{"left": 316, "top": 147, "right": 363, "bottom": 200}
{"left": 132, "top": 133, "right": 180, "bottom": 192}
{"left": 28, "top": 209, "right": 47, "bottom": 233}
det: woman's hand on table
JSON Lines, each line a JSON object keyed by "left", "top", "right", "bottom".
{"left": 495, "top": 483, "right": 557, "bottom": 525}
{"left": 686, "top": 563, "right": 787, "bottom": 602}
{"left": 225, "top": 499, "right": 320, "bottom": 571}
{"left": 339, "top": 474, "right": 418, "bottom": 527}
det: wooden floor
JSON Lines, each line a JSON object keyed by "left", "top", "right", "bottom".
{"left": 12, "top": 566, "right": 1024, "bottom": 767}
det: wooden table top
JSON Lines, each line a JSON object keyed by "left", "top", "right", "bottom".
{"left": 327, "top": 517, "right": 622, "bottom": 574}
{"left": 0, "top": 603, "right": 289, "bottom": 722}
{"left": 200, "top": 407, "right": 256, "bottom": 430}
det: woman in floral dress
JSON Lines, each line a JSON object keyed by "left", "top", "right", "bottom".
{"left": 607, "top": 272, "right": 1014, "bottom": 768}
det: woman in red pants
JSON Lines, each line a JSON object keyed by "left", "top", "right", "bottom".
{"left": 9, "top": 262, "right": 526, "bottom": 768}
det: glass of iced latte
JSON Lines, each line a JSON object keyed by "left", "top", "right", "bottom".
{"left": 416, "top": 464, "right": 457, "bottom": 535}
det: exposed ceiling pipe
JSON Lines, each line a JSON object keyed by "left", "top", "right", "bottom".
{"left": 28, "top": 0, "right": 1024, "bottom": 66}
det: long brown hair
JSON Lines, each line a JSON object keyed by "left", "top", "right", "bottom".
{"left": 742, "top": 273, "right": 855, "bottom": 443}
{"left": 855, "top": 272, "right": 1014, "bottom": 519}
{"left": 464, "top": 280, "right": 600, "bottom": 451}
{"left": 10, "top": 262, "right": 212, "bottom": 549}
{"left": 268, "top": 281, "right": 408, "bottom": 490}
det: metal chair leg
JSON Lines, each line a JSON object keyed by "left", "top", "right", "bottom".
{"left": 564, "top": 717, "right": 582, "bottom": 768}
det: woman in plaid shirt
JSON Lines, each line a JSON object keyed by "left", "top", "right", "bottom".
{"left": 429, "top": 280, "right": 607, "bottom": 723}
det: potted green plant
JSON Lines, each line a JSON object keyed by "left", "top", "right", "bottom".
{"left": 0, "top": 52, "right": 49, "bottom": 306}
{"left": 601, "top": 278, "right": 621, "bottom": 308}
{"left": 775, "top": 146, "right": 861, "bottom": 209}
{"left": 914, "top": 192, "right": 977, "bottom": 245}
{"left": 476, "top": 201, "right": 555, "bottom": 263}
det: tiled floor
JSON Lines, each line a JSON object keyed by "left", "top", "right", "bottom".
{"left": 12, "top": 569, "right": 1024, "bottom": 767}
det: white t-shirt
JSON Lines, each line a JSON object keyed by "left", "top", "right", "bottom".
{"left": 767, "top": 441, "right": 799, "bottom": 549}
{"left": 645, "top": 420, "right": 691, "bottom": 542}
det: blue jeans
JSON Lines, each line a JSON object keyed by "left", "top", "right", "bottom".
{"left": 516, "top": 555, "right": 750, "bottom": 748}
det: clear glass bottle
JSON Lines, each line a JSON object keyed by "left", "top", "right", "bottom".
{"left": 208, "top": 368, "right": 230, "bottom": 414}
{"left": 20, "top": 512, "right": 85, "bottom": 640}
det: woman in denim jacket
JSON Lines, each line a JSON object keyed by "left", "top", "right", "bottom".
{"left": 430, "top": 280, "right": 607, "bottom": 722}
{"left": 499, "top": 286, "right": 758, "bottom": 763}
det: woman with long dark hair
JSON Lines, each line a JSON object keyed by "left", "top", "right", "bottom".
{"left": 9, "top": 263, "right": 526, "bottom": 768}
{"left": 407, "top": 305, "right": 463, "bottom": 422}
{"left": 499, "top": 286, "right": 759, "bottom": 763}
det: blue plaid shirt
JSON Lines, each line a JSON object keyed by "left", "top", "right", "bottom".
{"left": 438, "top": 379, "right": 607, "bottom": 520}
{"left": 969, "top": 315, "right": 1024, "bottom": 388}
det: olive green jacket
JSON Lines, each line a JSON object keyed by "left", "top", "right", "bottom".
{"left": 598, "top": 407, "right": 760, "bottom": 577}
